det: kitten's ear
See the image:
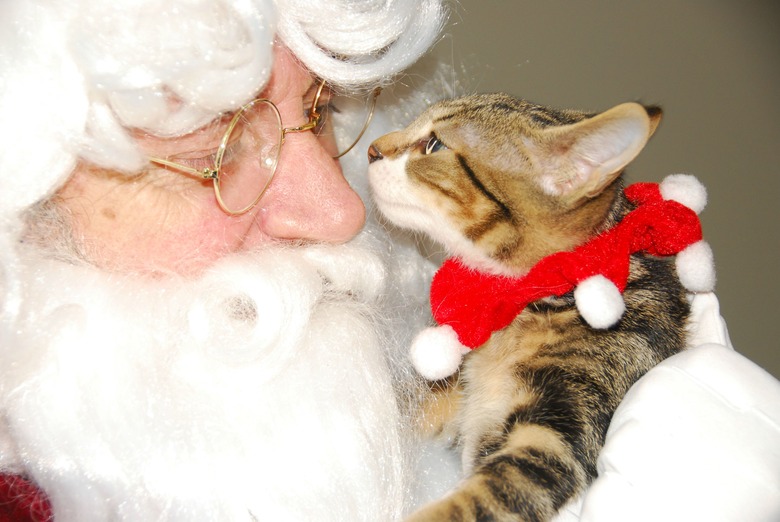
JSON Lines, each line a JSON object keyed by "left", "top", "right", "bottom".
{"left": 536, "top": 103, "right": 662, "bottom": 204}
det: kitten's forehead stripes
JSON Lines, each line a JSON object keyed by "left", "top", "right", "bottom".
{"left": 457, "top": 154, "right": 513, "bottom": 223}
{"left": 456, "top": 154, "right": 522, "bottom": 259}
{"left": 432, "top": 96, "right": 592, "bottom": 128}
{"left": 415, "top": 168, "right": 470, "bottom": 209}
{"left": 526, "top": 106, "right": 592, "bottom": 127}
{"left": 432, "top": 103, "right": 512, "bottom": 124}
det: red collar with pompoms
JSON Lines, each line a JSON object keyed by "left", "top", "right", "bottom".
{"left": 429, "top": 178, "right": 706, "bottom": 350}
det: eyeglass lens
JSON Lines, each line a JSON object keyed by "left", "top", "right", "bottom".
{"left": 215, "top": 86, "right": 378, "bottom": 214}
{"left": 213, "top": 100, "right": 282, "bottom": 215}
{"left": 312, "top": 88, "right": 378, "bottom": 158}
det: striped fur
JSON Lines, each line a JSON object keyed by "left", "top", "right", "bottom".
{"left": 368, "top": 94, "right": 688, "bottom": 521}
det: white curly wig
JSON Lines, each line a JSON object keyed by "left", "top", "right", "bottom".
{"left": 0, "top": 0, "right": 446, "bottom": 218}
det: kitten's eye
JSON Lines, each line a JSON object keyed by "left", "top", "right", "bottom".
{"left": 424, "top": 135, "right": 448, "bottom": 155}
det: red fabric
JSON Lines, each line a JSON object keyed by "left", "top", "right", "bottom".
{"left": 430, "top": 182, "right": 702, "bottom": 349}
{"left": 0, "top": 474, "right": 52, "bottom": 522}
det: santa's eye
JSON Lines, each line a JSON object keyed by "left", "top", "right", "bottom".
{"left": 424, "top": 135, "right": 448, "bottom": 154}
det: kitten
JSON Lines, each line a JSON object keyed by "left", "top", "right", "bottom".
{"left": 367, "top": 94, "right": 689, "bottom": 521}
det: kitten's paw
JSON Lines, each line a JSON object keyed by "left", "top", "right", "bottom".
{"left": 411, "top": 325, "right": 469, "bottom": 380}
{"left": 405, "top": 497, "right": 464, "bottom": 522}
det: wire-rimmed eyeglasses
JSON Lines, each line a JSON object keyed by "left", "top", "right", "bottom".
{"left": 148, "top": 80, "right": 380, "bottom": 215}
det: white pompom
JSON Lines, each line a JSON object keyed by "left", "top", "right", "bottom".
{"left": 574, "top": 275, "right": 626, "bottom": 329}
{"left": 410, "top": 325, "right": 469, "bottom": 381}
{"left": 660, "top": 174, "right": 707, "bottom": 214}
{"left": 676, "top": 240, "right": 716, "bottom": 292}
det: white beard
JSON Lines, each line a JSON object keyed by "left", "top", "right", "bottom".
{"left": 0, "top": 230, "right": 441, "bottom": 521}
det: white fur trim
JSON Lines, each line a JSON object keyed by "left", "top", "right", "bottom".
{"left": 410, "top": 325, "right": 468, "bottom": 381}
{"left": 676, "top": 240, "right": 717, "bottom": 293}
{"left": 660, "top": 174, "right": 708, "bottom": 214}
{"left": 574, "top": 275, "right": 626, "bottom": 329}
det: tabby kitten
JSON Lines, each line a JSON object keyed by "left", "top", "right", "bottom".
{"left": 367, "top": 94, "right": 689, "bottom": 521}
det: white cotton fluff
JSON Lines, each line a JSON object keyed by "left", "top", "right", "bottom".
{"left": 658, "top": 174, "right": 716, "bottom": 293}
{"left": 410, "top": 325, "right": 469, "bottom": 381}
{"left": 574, "top": 275, "right": 627, "bottom": 329}
{"left": 677, "top": 240, "right": 717, "bottom": 293}
{"left": 659, "top": 173, "right": 708, "bottom": 215}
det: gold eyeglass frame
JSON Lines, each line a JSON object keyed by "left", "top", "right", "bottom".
{"left": 148, "top": 79, "right": 380, "bottom": 216}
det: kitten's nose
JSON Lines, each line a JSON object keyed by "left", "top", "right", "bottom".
{"left": 367, "top": 144, "right": 383, "bottom": 163}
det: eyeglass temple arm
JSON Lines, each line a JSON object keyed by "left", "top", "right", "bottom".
{"left": 148, "top": 157, "right": 218, "bottom": 180}
{"left": 280, "top": 79, "right": 327, "bottom": 140}
{"left": 282, "top": 119, "right": 318, "bottom": 136}
{"left": 279, "top": 84, "right": 382, "bottom": 157}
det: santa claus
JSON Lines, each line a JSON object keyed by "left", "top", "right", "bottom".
{"left": 0, "top": 0, "right": 448, "bottom": 519}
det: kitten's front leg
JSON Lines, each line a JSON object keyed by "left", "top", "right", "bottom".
{"left": 405, "top": 492, "right": 473, "bottom": 522}
{"left": 405, "top": 471, "right": 535, "bottom": 522}
{"left": 406, "top": 430, "right": 587, "bottom": 522}
{"left": 405, "top": 465, "right": 574, "bottom": 522}
{"left": 416, "top": 376, "right": 463, "bottom": 439}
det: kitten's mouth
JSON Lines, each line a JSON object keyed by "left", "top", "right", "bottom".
{"left": 368, "top": 190, "right": 401, "bottom": 210}
{"left": 371, "top": 196, "right": 429, "bottom": 227}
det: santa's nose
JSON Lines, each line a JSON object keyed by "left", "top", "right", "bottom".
{"left": 254, "top": 130, "right": 366, "bottom": 243}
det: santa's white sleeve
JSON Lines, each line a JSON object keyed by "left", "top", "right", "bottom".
{"left": 554, "top": 292, "right": 780, "bottom": 522}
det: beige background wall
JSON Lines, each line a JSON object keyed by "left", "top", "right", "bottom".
{"left": 426, "top": 1, "right": 779, "bottom": 377}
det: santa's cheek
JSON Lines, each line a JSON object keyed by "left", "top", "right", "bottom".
{"left": 139, "top": 214, "right": 263, "bottom": 274}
